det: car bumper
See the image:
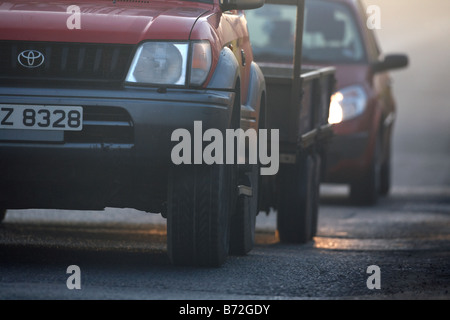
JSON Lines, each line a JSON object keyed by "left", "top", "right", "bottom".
{"left": 0, "top": 86, "right": 234, "bottom": 211}
{"left": 323, "top": 131, "right": 370, "bottom": 184}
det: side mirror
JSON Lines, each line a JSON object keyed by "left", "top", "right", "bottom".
{"left": 372, "top": 54, "right": 409, "bottom": 73}
{"left": 220, "top": 0, "right": 265, "bottom": 11}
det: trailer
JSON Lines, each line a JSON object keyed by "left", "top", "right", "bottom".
{"left": 246, "top": 0, "right": 336, "bottom": 243}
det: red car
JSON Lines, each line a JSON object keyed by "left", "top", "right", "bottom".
{"left": 303, "top": 0, "right": 408, "bottom": 204}
{"left": 0, "top": 0, "right": 266, "bottom": 267}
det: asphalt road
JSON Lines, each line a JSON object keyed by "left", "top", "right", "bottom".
{"left": 1, "top": 189, "right": 449, "bottom": 300}
{"left": 1, "top": 0, "right": 449, "bottom": 300}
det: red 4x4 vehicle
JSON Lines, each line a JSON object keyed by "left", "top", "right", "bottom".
{"left": 0, "top": 0, "right": 266, "bottom": 266}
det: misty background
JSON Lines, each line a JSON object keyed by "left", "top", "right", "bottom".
{"left": 363, "top": 0, "right": 450, "bottom": 188}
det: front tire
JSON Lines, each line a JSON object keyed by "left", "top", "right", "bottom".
{"left": 0, "top": 209, "right": 6, "bottom": 223}
{"left": 350, "top": 135, "right": 381, "bottom": 205}
{"left": 379, "top": 143, "right": 391, "bottom": 196}
{"left": 167, "top": 164, "right": 237, "bottom": 267}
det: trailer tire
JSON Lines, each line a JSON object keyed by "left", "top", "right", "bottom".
{"left": 277, "top": 154, "right": 314, "bottom": 244}
{"left": 310, "top": 153, "right": 321, "bottom": 238}
{"left": 167, "top": 163, "right": 237, "bottom": 267}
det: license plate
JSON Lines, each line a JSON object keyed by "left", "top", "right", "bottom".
{"left": 0, "top": 104, "right": 83, "bottom": 131}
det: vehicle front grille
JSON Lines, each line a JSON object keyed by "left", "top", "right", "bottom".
{"left": 0, "top": 41, "right": 135, "bottom": 87}
{"left": 64, "top": 106, "right": 134, "bottom": 144}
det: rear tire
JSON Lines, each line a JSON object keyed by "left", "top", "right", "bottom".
{"left": 229, "top": 91, "right": 264, "bottom": 256}
{"left": 277, "top": 154, "right": 314, "bottom": 243}
{"left": 167, "top": 164, "right": 237, "bottom": 267}
{"left": 229, "top": 163, "right": 259, "bottom": 256}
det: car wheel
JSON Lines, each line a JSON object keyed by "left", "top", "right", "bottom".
{"left": 167, "top": 163, "right": 237, "bottom": 267}
{"left": 350, "top": 135, "right": 381, "bottom": 205}
{"left": 379, "top": 145, "right": 391, "bottom": 196}
{"left": 229, "top": 162, "right": 259, "bottom": 256}
{"left": 277, "top": 153, "right": 314, "bottom": 243}
{"left": 0, "top": 209, "right": 6, "bottom": 223}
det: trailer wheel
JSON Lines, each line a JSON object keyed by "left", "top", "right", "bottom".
{"left": 310, "top": 153, "right": 322, "bottom": 238}
{"left": 167, "top": 163, "right": 237, "bottom": 267}
{"left": 277, "top": 154, "right": 314, "bottom": 243}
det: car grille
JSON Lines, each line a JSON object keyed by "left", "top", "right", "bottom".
{"left": 0, "top": 41, "right": 135, "bottom": 86}
{"left": 64, "top": 106, "right": 134, "bottom": 144}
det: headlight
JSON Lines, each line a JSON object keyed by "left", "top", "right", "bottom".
{"left": 328, "top": 85, "right": 367, "bottom": 124}
{"left": 126, "top": 42, "right": 188, "bottom": 85}
{"left": 126, "top": 41, "right": 212, "bottom": 87}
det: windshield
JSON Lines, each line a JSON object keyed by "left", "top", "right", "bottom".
{"left": 246, "top": 4, "right": 297, "bottom": 64}
{"left": 303, "top": 0, "right": 366, "bottom": 63}
{"left": 246, "top": 0, "right": 366, "bottom": 65}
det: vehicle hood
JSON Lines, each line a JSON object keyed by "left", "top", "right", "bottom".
{"left": 0, "top": 1, "right": 212, "bottom": 44}
{"left": 305, "top": 62, "right": 371, "bottom": 90}
{"left": 332, "top": 64, "right": 372, "bottom": 90}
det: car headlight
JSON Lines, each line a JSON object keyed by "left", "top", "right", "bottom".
{"left": 328, "top": 85, "right": 367, "bottom": 124}
{"left": 126, "top": 41, "right": 212, "bottom": 87}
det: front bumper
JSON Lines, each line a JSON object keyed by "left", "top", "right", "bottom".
{"left": 323, "top": 131, "right": 370, "bottom": 184}
{"left": 0, "top": 86, "right": 234, "bottom": 211}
